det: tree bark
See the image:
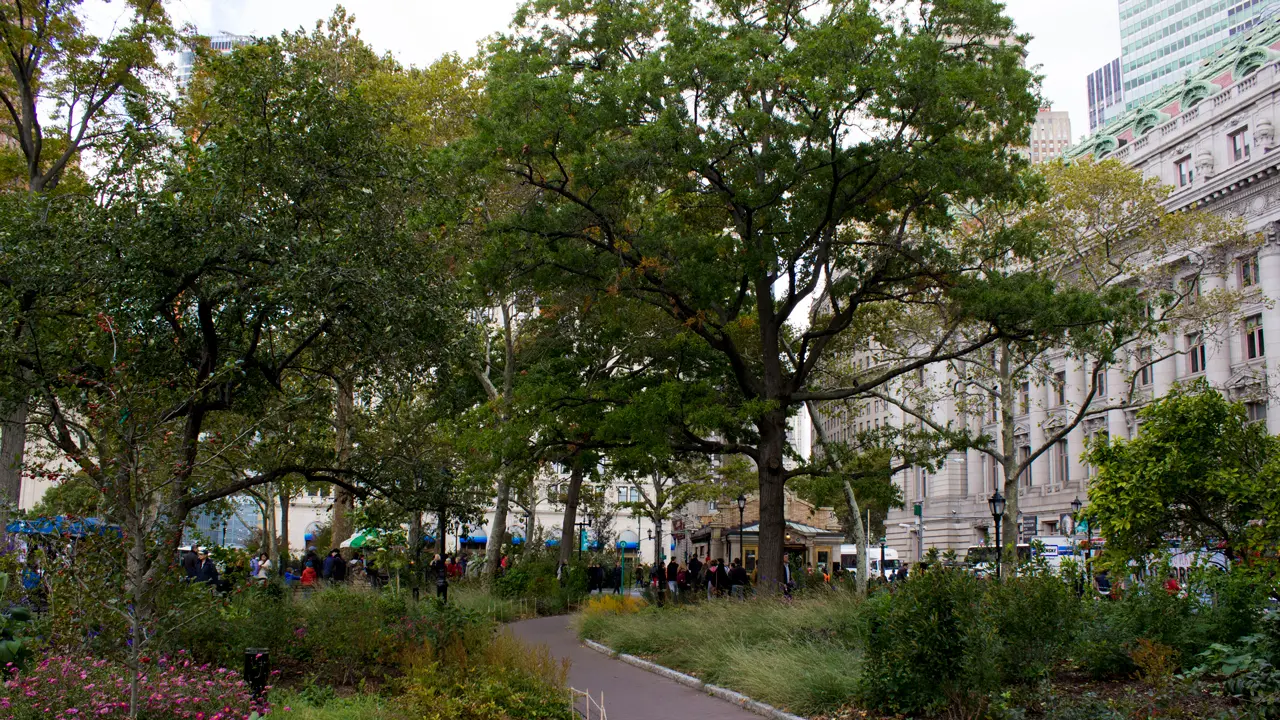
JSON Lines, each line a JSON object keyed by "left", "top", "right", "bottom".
{"left": 843, "top": 480, "right": 869, "bottom": 596}
{"left": 0, "top": 396, "right": 28, "bottom": 539}
{"left": 998, "top": 341, "right": 1020, "bottom": 581}
{"left": 755, "top": 411, "right": 787, "bottom": 594}
{"left": 279, "top": 490, "right": 291, "bottom": 570}
{"left": 557, "top": 459, "right": 584, "bottom": 564}
{"left": 331, "top": 374, "right": 355, "bottom": 547}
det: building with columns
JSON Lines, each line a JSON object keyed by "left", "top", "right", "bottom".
{"left": 858, "top": 16, "right": 1280, "bottom": 561}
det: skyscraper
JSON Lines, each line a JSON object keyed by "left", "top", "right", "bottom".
{"left": 1087, "top": 58, "right": 1125, "bottom": 132}
{"left": 1120, "top": 0, "right": 1280, "bottom": 110}
{"left": 177, "top": 33, "right": 253, "bottom": 86}
{"left": 1028, "top": 107, "right": 1072, "bottom": 164}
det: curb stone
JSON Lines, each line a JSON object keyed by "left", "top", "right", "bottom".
{"left": 581, "top": 638, "right": 808, "bottom": 720}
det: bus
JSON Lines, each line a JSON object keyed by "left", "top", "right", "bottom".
{"left": 839, "top": 544, "right": 901, "bottom": 578}
{"left": 965, "top": 536, "right": 1080, "bottom": 575}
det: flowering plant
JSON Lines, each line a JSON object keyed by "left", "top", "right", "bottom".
{"left": 2, "top": 652, "right": 271, "bottom": 719}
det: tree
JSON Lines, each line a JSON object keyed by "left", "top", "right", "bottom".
{"left": 5, "top": 17, "right": 459, "bottom": 708}
{"left": 479, "top": 0, "right": 1042, "bottom": 590}
{"left": 0, "top": 0, "right": 174, "bottom": 535}
{"left": 873, "top": 159, "right": 1243, "bottom": 577}
{"left": 1086, "top": 380, "right": 1280, "bottom": 565}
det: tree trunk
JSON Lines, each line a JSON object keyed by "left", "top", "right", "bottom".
{"left": 331, "top": 374, "right": 356, "bottom": 547}
{"left": 485, "top": 474, "right": 510, "bottom": 578}
{"left": 842, "top": 480, "right": 868, "bottom": 596}
{"left": 0, "top": 396, "right": 28, "bottom": 540}
{"left": 998, "top": 341, "right": 1020, "bottom": 581}
{"left": 755, "top": 412, "right": 787, "bottom": 595}
{"left": 437, "top": 504, "right": 447, "bottom": 555}
{"left": 279, "top": 490, "right": 291, "bottom": 571}
{"left": 557, "top": 460, "right": 584, "bottom": 564}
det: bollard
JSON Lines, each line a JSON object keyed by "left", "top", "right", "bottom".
{"left": 244, "top": 647, "right": 270, "bottom": 701}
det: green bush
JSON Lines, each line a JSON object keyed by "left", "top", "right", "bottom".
{"left": 856, "top": 567, "right": 1000, "bottom": 715}
{"left": 984, "top": 574, "right": 1081, "bottom": 683}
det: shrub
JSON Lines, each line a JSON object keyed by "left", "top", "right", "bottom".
{"left": 2, "top": 652, "right": 269, "bottom": 719}
{"left": 1072, "top": 583, "right": 1207, "bottom": 679}
{"left": 984, "top": 574, "right": 1081, "bottom": 683}
{"left": 581, "top": 594, "right": 646, "bottom": 617}
{"left": 856, "top": 567, "right": 999, "bottom": 715}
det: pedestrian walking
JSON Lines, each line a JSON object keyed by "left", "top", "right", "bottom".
{"left": 181, "top": 546, "right": 200, "bottom": 580}
{"left": 196, "top": 549, "right": 219, "bottom": 588}
{"left": 729, "top": 558, "right": 749, "bottom": 599}
{"left": 431, "top": 553, "right": 449, "bottom": 603}
{"left": 666, "top": 558, "right": 679, "bottom": 597}
{"left": 688, "top": 555, "right": 703, "bottom": 588}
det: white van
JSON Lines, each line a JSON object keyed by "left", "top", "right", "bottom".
{"left": 839, "top": 544, "right": 901, "bottom": 578}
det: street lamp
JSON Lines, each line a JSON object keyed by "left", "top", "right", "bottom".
{"left": 879, "top": 536, "right": 887, "bottom": 579}
{"left": 988, "top": 490, "right": 1006, "bottom": 580}
{"left": 736, "top": 494, "right": 747, "bottom": 569}
{"left": 1071, "top": 495, "right": 1092, "bottom": 579}
{"left": 575, "top": 512, "right": 593, "bottom": 561}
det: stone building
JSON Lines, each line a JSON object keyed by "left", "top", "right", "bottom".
{"left": 859, "top": 15, "right": 1280, "bottom": 561}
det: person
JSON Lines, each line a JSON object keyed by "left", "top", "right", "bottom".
{"left": 688, "top": 555, "right": 703, "bottom": 589}
{"left": 713, "top": 558, "right": 730, "bottom": 598}
{"left": 612, "top": 563, "right": 623, "bottom": 594}
{"left": 676, "top": 564, "right": 689, "bottom": 594}
{"left": 430, "top": 553, "right": 449, "bottom": 603}
{"left": 300, "top": 561, "right": 318, "bottom": 588}
{"left": 1163, "top": 573, "right": 1182, "bottom": 595}
{"left": 666, "top": 557, "right": 679, "bottom": 597}
{"left": 729, "top": 558, "right": 749, "bottom": 599}
{"left": 499, "top": 554, "right": 509, "bottom": 578}
{"left": 321, "top": 550, "right": 338, "bottom": 581}
{"left": 459, "top": 553, "right": 469, "bottom": 576}
{"left": 782, "top": 554, "right": 794, "bottom": 597}
{"left": 181, "top": 546, "right": 200, "bottom": 580}
{"left": 255, "top": 553, "right": 271, "bottom": 582}
{"left": 651, "top": 558, "right": 667, "bottom": 605}
{"left": 331, "top": 551, "right": 347, "bottom": 583}
{"left": 196, "top": 550, "right": 219, "bottom": 587}
{"left": 249, "top": 553, "right": 261, "bottom": 578}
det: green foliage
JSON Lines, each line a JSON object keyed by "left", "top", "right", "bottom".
{"left": 857, "top": 568, "right": 1000, "bottom": 714}
{"left": 1087, "top": 381, "right": 1280, "bottom": 564}
{"left": 983, "top": 574, "right": 1081, "bottom": 683}
{"left": 0, "top": 572, "right": 32, "bottom": 668}
{"left": 492, "top": 556, "right": 588, "bottom": 614}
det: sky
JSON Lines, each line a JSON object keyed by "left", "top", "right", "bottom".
{"left": 89, "top": 0, "right": 1123, "bottom": 143}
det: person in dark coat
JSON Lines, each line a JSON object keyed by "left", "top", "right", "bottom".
{"left": 430, "top": 553, "right": 449, "bottom": 602}
{"left": 713, "top": 559, "right": 730, "bottom": 598}
{"left": 729, "top": 558, "right": 750, "bottom": 598}
{"left": 687, "top": 556, "right": 703, "bottom": 589}
{"left": 196, "top": 550, "right": 219, "bottom": 587}
{"left": 181, "top": 547, "right": 200, "bottom": 579}
{"left": 332, "top": 551, "right": 347, "bottom": 582}
{"left": 321, "top": 550, "right": 339, "bottom": 581}
{"left": 666, "top": 558, "right": 680, "bottom": 597}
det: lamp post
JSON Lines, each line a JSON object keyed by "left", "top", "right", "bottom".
{"left": 989, "top": 490, "right": 1006, "bottom": 580}
{"left": 575, "top": 512, "right": 593, "bottom": 561}
{"left": 1071, "top": 495, "right": 1091, "bottom": 580}
{"left": 736, "top": 494, "right": 747, "bottom": 568}
{"left": 879, "top": 536, "right": 887, "bottom": 579}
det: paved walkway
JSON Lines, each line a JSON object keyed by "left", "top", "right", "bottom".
{"left": 510, "top": 615, "right": 760, "bottom": 720}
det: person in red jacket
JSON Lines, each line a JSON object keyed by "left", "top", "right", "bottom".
{"left": 300, "top": 562, "right": 318, "bottom": 587}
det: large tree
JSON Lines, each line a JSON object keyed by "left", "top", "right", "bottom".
{"left": 479, "top": 0, "right": 1042, "bottom": 589}
{"left": 0, "top": 0, "right": 174, "bottom": 533}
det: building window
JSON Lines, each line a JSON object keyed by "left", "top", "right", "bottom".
{"left": 1187, "top": 333, "right": 1206, "bottom": 375}
{"left": 1093, "top": 367, "right": 1107, "bottom": 397}
{"left": 986, "top": 455, "right": 998, "bottom": 494}
{"left": 1054, "top": 371, "right": 1066, "bottom": 406}
{"left": 1181, "top": 276, "right": 1201, "bottom": 304}
{"left": 1247, "top": 401, "right": 1268, "bottom": 424}
{"left": 708, "top": 500, "right": 719, "bottom": 512}
{"left": 746, "top": 549, "right": 757, "bottom": 571}
{"left": 1245, "top": 314, "right": 1265, "bottom": 360}
{"left": 1019, "top": 382, "right": 1030, "bottom": 414}
{"left": 1054, "top": 439, "right": 1070, "bottom": 486}
{"left": 1240, "top": 253, "right": 1260, "bottom": 288}
{"left": 1176, "top": 155, "right": 1194, "bottom": 187}
{"left": 1137, "top": 346, "right": 1153, "bottom": 386}
{"left": 1230, "top": 127, "right": 1252, "bottom": 163}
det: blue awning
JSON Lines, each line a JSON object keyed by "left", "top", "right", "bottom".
{"left": 616, "top": 541, "right": 638, "bottom": 550}
{"left": 510, "top": 536, "right": 524, "bottom": 545}
{"left": 7, "top": 516, "right": 120, "bottom": 538}
{"left": 461, "top": 534, "right": 487, "bottom": 544}
{"left": 546, "top": 538, "right": 560, "bottom": 547}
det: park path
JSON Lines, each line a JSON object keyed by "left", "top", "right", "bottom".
{"left": 509, "top": 615, "right": 761, "bottom": 720}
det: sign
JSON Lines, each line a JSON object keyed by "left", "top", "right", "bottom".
{"left": 1019, "top": 515, "right": 1038, "bottom": 540}
{"left": 673, "top": 532, "right": 685, "bottom": 541}
{"left": 673, "top": 519, "right": 685, "bottom": 531}
{"left": 913, "top": 502, "right": 922, "bottom": 517}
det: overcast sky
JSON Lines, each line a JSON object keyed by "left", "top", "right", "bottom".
{"left": 94, "top": 0, "right": 1123, "bottom": 143}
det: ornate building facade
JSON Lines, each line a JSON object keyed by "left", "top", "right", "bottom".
{"left": 869, "top": 15, "right": 1280, "bottom": 561}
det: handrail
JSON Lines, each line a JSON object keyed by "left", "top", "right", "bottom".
{"left": 570, "top": 688, "right": 607, "bottom": 720}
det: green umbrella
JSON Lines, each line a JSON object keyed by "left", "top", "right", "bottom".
{"left": 340, "top": 528, "right": 382, "bottom": 549}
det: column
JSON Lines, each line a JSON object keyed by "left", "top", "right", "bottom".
{"left": 1029, "top": 380, "right": 1049, "bottom": 488}
{"left": 1259, "top": 238, "right": 1280, "bottom": 431}
{"left": 1152, "top": 329, "right": 1176, "bottom": 398}
{"left": 1106, "top": 364, "right": 1127, "bottom": 441}
{"left": 1201, "top": 268, "right": 1233, "bottom": 389}
{"left": 1066, "top": 359, "right": 1089, "bottom": 485}
{"left": 967, "top": 446, "right": 985, "bottom": 497}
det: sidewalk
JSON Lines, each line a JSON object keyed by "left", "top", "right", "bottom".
{"left": 510, "top": 615, "right": 760, "bottom": 720}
